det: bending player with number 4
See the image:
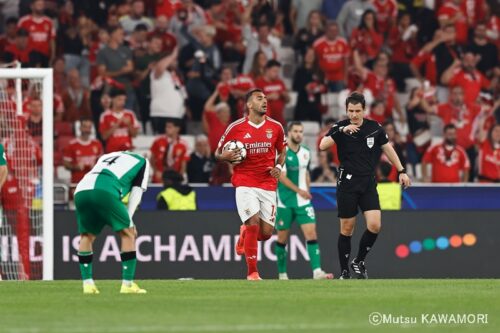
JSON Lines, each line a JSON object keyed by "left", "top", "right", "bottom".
{"left": 215, "top": 89, "right": 287, "bottom": 280}
{"left": 74, "top": 151, "right": 150, "bottom": 293}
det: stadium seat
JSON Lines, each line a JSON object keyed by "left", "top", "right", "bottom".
{"left": 180, "top": 134, "right": 195, "bottom": 154}
{"left": 54, "top": 121, "right": 74, "bottom": 137}
{"left": 302, "top": 121, "right": 320, "bottom": 136}
{"left": 133, "top": 135, "right": 156, "bottom": 158}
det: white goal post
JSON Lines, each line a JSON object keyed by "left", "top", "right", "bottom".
{"left": 0, "top": 68, "right": 53, "bottom": 280}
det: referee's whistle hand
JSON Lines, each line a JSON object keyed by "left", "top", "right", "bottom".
{"left": 344, "top": 124, "right": 360, "bottom": 135}
{"left": 399, "top": 173, "right": 412, "bottom": 189}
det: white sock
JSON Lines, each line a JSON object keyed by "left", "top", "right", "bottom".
{"left": 83, "top": 279, "right": 94, "bottom": 285}
{"left": 122, "top": 280, "right": 132, "bottom": 286}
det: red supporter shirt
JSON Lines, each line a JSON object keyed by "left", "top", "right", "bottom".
{"left": 449, "top": 69, "right": 490, "bottom": 106}
{"left": 62, "top": 138, "right": 103, "bottom": 183}
{"left": 350, "top": 28, "right": 383, "bottom": 60}
{"left": 4, "top": 43, "right": 33, "bottom": 64}
{"left": 372, "top": 0, "right": 398, "bottom": 35}
{"left": 204, "top": 111, "right": 229, "bottom": 153}
{"left": 461, "top": 0, "right": 485, "bottom": 27}
{"left": 422, "top": 143, "right": 470, "bottom": 182}
{"left": 436, "top": 103, "right": 480, "bottom": 149}
{"left": 254, "top": 78, "right": 287, "bottom": 125}
{"left": 477, "top": 140, "right": 500, "bottom": 182}
{"left": 150, "top": 136, "right": 190, "bottom": 183}
{"left": 99, "top": 109, "right": 140, "bottom": 153}
{"left": 313, "top": 36, "right": 350, "bottom": 81}
{"left": 411, "top": 50, "right": 438, "bottom": 85}
{"left": 156, "top": 0, "right": 183, "bottom": 18}
{"left": 218, "top": 116, "right": 286, "bottom": 191}
{"left": 18, "top": 15, "right": 55, "bottom": 56}
{"left": 437, "top": 1, "right": 468, "bottom": 44}
{"left": 364, "top": 70, "right": 396, "bottom": 117}
{"left": 388, "top": 26, "right": 418, "bottom": 63}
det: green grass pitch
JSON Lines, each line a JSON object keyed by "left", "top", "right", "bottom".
{"left": 0, "top": 280, "right": 498, "bottom": 333}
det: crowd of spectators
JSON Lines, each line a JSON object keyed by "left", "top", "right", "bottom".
{"left": 0, "top": 0, "right": 498, "bottom": 187}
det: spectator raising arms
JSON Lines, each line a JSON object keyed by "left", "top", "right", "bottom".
{"left": 150, "top": 47, "right": 187, "bottom": 134}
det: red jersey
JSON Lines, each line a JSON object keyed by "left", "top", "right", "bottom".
{"left": 313, "top": 36, "right": 350, "bottom": 81}
{"left": 254, "top": 78, "right": 287, "bottom": 125}
{"left": 218, "top": 116, "right": 286, "bottom": 191}
{"left": 364, "top": 70, "right": 397, "bottom": 117}
{"left": 4, "top": 43, "right": 33, "bottom": 64}
{"left": 436, "top": 103, "right": 480, "bottom": 149}
{"left": 388, "top": 26, "right": 418, "bottom": 63}
{"left": 477, "top": 140, "right": 500, "bottom": 182}
{"left": 461, "top": 0, "right": 485, "bottom": 27}
{"left": 350, "top": 28, "right": 383, "bottom": 60}
{"left": 422, "top": 143, "right": 470, "bottom": 182}
{"left": 150, "top": 136, "right": 190, "bottom": 183}
{"left": 204, "top": 111, "right": 229, "bottom": 153}
{"left": 156, "top": 0, "right": 183, "bottom": 18}
{"left": 99, "top": 109, "right": 140, "bottom": 153}
{"left": 372, "top": 0, "right": 398, "bottom": 35}
{"left": 449, "top": 68, "right": 490, "bottom": 106}
{"left": 437, "top": 1, "right": 468, "bottom": 44}
{"left": 62, "top": 138, "right": 103, "bottom": 183}
{"left": 18, "top": 15, "right": 55, "bottom": 56}
{"left": 411, "top": 50, "right": 438, "bottom": 85}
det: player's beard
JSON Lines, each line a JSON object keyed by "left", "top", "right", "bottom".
{"left": 291, "top": 137, "right": 301, "bottom": 145}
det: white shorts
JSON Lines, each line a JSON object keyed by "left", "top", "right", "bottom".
{"left": 235, "top": 186, "right": 277, "bottom": 226}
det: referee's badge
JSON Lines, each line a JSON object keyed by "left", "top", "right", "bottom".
{"left": 367, "top": 137, "right": 374, "bottom": 148}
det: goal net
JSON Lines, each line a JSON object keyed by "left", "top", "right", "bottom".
{"left": 0, "top": 65, "right": 53, "bottom": 280}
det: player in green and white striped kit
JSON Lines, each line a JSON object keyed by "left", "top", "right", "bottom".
{"left": 74, "top": 151, "right": 150, "bottom": 294}
{"left": 275, "top": 122, "right": 333, "bottom": 280}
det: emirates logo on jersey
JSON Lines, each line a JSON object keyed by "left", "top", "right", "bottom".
{"left": 266, "top": 129, "right": 273, "bottom": 139}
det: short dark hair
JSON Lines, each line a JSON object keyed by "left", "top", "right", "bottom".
{"left": 245, "top": 88, "right": 263, "bottom": 103}
{"left": 345, "top": 92, "right": 366, "bottom": 110}
{"left": 109, "top": 88, "right": 126, "bottom": 98}
{"left": 107, "top": 26, "right": 123, "bottom": 35}
{"left": 444, "top": 124, "right": 456, "bottom": 132}
{"left": 6, "top": 17, "right": 18, "bottom": 25}
{"left": 166, "top": 119, "right": 181, "bottom": 128}
{"left": 265, "top": 59, "right": 281, "bottom": 69}
{"left": 287, "top": 121, "right": 302, "bottom": 132}
{"left": 134, "top": 23, "right": 149, "bottom": 32}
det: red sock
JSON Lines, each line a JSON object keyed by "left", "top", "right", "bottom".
{"left": 244, "top": 224, "right": 259, "bottom": 275}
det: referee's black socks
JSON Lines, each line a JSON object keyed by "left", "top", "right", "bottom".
{"left": 356, "top": 229, "right": 378, "bottom": 262}
{"left": 338, "top": 234, "right": 352, "bottom": 272}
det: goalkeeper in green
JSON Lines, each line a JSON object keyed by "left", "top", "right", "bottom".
{"left": 275, "top": 122, "right": 333, "bottom": 280}
{"left": 74, "top": 151, "right": 150, "bottom": 294}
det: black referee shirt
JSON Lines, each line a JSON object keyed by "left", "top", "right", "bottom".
{"left": 329, "top": 119, "right": 389, "bottom": 176}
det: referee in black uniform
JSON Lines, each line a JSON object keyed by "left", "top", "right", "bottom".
{"left": 319, "top": 92, "right": 411, "bottom": 279}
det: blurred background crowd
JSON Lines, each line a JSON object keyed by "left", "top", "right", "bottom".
{"left": 0, "top": 0, "right": 499, "bottom": 188}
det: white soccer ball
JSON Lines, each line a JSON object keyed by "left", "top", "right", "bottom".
{"left": 223, "top": 140, "right": 247, "bottom": 164}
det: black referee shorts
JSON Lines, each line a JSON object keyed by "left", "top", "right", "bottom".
{"left": 336, "top": 172, "right": 380, "bottom": 218}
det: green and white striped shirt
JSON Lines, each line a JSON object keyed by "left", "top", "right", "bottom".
{"left": 277, "top": 145, "right": 311, "bottom": 208}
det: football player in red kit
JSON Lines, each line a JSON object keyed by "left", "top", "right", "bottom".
{"left": 215, "top": 89, "right": 287, "bottom": 280}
